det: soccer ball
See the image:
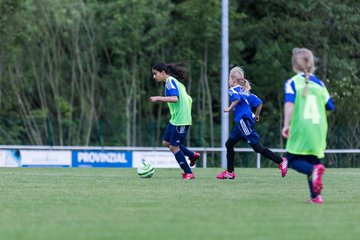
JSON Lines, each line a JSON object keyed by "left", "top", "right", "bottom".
{"left": 137, "top": 161, "right": 155, "bottom": 178}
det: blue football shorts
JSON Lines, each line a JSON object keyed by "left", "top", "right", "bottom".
{"left": 163, "top": 122, "right": 190, "bottom": 146}
{"left": 230, "top": 118, "right": 260, "bottom": 145}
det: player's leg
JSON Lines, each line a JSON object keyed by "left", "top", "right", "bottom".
{"left": 287, "top": 154, "right": 313, "bottom": 174}
{"left": 166, "top": 124, "right": 199, "bottom": 165}
{"left": 225, "top": 137, "right": 238, "bottom": 173}
{"left": 238, "top": 118, "right": 288, "bottom": 177}
{"left": 288, "top": 156, "right": 316, "bottom": 199}
{"left": 307, "top": 156, "right": 325, "bottom": 197}
{"left": 162, "top": 122, "right": 172, "bottom": 148}
{"left": 250, "top": 143, "right": 282, "bottom": 164}
{"left": 288, "top": 154, "right": 324, "bottom": 203}
{"left": 169, "top": 125, "right": 194, "bottom": 179}
{"left": 216, "top": 125, "right": 240, "bottom": 179}
{"left": 179, "top": 143, "right": 200, "bottom": 167}
{"left": 306, "top": 175, "right": 323, "bottom": 204}
{"left": 240, "top": 118, "right": 281, "bottom": 164}
{"left": 250, "top": 143, "right": 288, "bottom": 177}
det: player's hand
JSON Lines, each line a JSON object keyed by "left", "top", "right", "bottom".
{"left": 224, "top": 107, "right": 231, "bottom": 112}
{"left": 149, "top": 96, "right": 158, "bottom": 102}
{"left": 282, "top": 126, "right": 290, "bottom": 138}
{"left": 255, "top": 115, "right": 260, "bottom": 122}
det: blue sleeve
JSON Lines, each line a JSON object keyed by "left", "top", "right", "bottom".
{"left": 320, "top": 80, "right": 334, "bottom": 111}
{"left": 165, "top": 79, "right": 179, "bottom": 97}
{"left": 325, "top": 98, "right": 335, "bottom": 111}
{"left": 249, "top": 94, "right": 262, "bottom": 108}
{"left": 284, "top": 79, "right": 296, "bottom": 103}
{"left": 229, "top": 88, "right": 241, "bottom": 103}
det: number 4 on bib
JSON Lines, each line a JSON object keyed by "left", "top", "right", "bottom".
{"left": 303, "top": 95, "right": 321, "bottom": 124}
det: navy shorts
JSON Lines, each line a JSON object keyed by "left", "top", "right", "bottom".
{"left": 163, "top": 122, "right": 190, "bottom": 146}
{"left": 230, "top": 118, "right": 260, "bottom": 145}
{"left": 286, "top": 153, "right": 321, "bottom": 166}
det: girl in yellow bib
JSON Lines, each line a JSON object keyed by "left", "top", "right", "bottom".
{"left": 149, "top": 63, "right": 200, "bottom": 180}
{"left": 283, "top": 48, "right": 335, "bottom": 204}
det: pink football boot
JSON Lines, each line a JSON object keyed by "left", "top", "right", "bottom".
{"left": 216, "top": 170, "right": 236, "bottom": 179}
{"left": 182, "top": 173, "right": 195, "bottom": 180}
{"left": 189, "top": 152, "right": 200, "bottom": 167}
{"left": 306, "top": 195, "right": 323, "bottom": 204}
{"left": 312, "top": 164, "right": 325, "bottom": 195}
{"left": 279, "top": 157, "right": 288, "bottom": 177}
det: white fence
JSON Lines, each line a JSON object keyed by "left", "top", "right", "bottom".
{"left": 1, "top": 145, "right": 359, "bottom": 168}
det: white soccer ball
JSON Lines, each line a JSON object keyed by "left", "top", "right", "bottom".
{"left": 137, "top": 161, "right": 155, "bottom": 178}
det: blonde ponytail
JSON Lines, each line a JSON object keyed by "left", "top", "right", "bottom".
{"left": 229, "top": 66, "right": 252, "bottom": 93}
{"left": 242, "top": 79, "right": 251, "bottom": 93}
{"left": 291, "top": 48, "right": 316, "bottom": 97}
{"left": 302, "top": 65, "right": 312, "bottom": 97}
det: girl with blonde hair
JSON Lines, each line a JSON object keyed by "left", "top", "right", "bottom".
{"left": 217, "top": 66, "right": 288, "bottom": 179}
{"left": 282, "top": 48, "right": 335, "bottom": 203}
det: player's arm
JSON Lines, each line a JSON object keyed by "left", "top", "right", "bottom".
{"left": 324, "top": 87, "right": 335, "bottom": 111}
{"left": 282, "top": 79, "right": 296, "bottom": 138}
{"left": 149, "top": 78, "right": 179, "bottom": 103}
{"left": 325, "top": 98, "right": 334, "bottom": 118}
{"left": 326, "top": 99, "right": 335, "bottom": 111}
{"left": 282, "top": 102, "right": 294, "bottom": 138}
{"left": 224, "top": 99, "right": 239, "bottom": 112}
{"left": 254, "top": 103, "right": 262, "bottom": 122}
{"left": 250, "top": 93, "right": 263, "bottom": 121}
{"left": 149, "top": 96, "right": 178, "bottom": 103}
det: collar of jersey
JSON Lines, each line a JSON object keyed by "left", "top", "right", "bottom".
{"left": 166, "top": 76, "right": 175, "bottom": 82}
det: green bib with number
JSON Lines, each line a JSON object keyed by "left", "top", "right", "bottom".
{"left": 286, "top": 75, "right": 330, "bottom": 158}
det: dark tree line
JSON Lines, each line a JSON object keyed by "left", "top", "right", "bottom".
{"left": 0, "top": 0, "right": 359, "bottom": 166}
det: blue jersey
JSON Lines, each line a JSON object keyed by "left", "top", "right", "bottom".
{"left": 228, "top": 85, "right": 262, "bottom": 123}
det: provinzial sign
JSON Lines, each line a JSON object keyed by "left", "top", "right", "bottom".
{"left": 72, "top": 150, "right": 132, "bottom": 168}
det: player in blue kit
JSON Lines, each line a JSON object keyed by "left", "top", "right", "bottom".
{"left": 217, "top": 66, "right": 288, "bottom": 179}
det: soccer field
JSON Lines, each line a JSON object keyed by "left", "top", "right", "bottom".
{"left": 0, "top": 168, "right": 359, "bottom": 240}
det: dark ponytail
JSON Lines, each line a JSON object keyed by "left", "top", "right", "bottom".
{"left": 152, "top": 62, "right": 187, "bottom": 81}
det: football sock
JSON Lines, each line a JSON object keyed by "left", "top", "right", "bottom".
{"left": 179, "top": 144, "right": 195, "bottom": 159}
{"left": 307, "top": 175, "right": 317, "bottom": 198}
{"left": 290, "top": 160, "right": 317, "bottom": 198}
{"left": 174, "top": 150, "right": 192, "bottom": 173}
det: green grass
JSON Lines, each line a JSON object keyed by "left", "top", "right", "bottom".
{"left": 0, "top": 168, "right": 359, "bottom": 240}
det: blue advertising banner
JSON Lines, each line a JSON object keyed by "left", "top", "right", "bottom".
{"left": 72, "top": 150, "right": 132, "bottom": 168}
